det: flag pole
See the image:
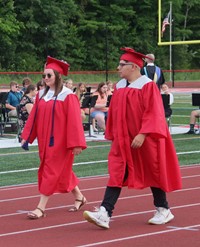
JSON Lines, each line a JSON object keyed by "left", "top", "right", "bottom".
{"left": 169, "top": 2, "right": 172, "bottom": 83}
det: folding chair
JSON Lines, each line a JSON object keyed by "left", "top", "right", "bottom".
{"left": 192, "top": 93, "right": 200, "bottom": 132}
{"left": 16, "top": 104, "right": 22, "bottom": 142}
{"left": 0, "top": 92, "right": 8, "bottom": 135}
{"left": 161, "top": 94, "right": 172, "bottom": 131}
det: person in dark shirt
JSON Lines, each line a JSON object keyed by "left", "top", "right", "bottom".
{"left": 5, "top": 81, "right": 23, "bottom": 117}
{"left": 141, "top": 54, "right": 165, "bottom": 90}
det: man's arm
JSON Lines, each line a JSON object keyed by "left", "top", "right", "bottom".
{"left": 5, "top": 103, "right": 16, "bottom": 111}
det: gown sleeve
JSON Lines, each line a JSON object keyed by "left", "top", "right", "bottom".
{"left": 63, "top": 94, "right": 87, "bottom": 150}
{"left": 139, "top": 82, "right": 167, "bottom": 138}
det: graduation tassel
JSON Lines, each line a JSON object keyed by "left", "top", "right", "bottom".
{"left": 49, "top": 136, "right": 54, "bottom": 147}
{"left": 49, "top": 95, "right": 57, "bottom": 147}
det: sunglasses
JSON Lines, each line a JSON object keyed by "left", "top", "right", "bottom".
{"left": 42, "top": 73, "right": 53, "bottom": 79}
{"left": 118, "top": 63, "right": 133, "bottom": 67}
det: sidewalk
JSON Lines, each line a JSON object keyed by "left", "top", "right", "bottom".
{"left": 0, "top": 126, "right": 192, "bottom": 149}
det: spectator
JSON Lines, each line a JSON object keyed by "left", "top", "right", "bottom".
{"left": 21, "top": 77, "right": 32, "bottom": 93}
{"left": 90, "top": 82, "right": 110, "bottom": 132}
{"left": 106, "top": 80, "right": 114, "bottom": 94}
{"left": 18, "top": 84, "right": 37, "bottom": 141}
{"left": 21, "top": 56, "right": 87, "bottom": 219}
{"left": 161, "top": 83, "right": 174, "bottom": 118}
{"left": 141, "top": 53, "right": 165, "bottom": 90}
{"left": 185, "top": 109, "right": 200, "bottom": 134}
{"left": 36, "top": 80, "right": 45, "bottom": 91}
{"left": 75, "top": 82, "right": 88, "bottom": 121}
{"left": 64, "top": 78, "right": 73, "bottom": 90}
{"left": 5, "top": 81, "right": 23, "bottom": 117}
{"left": 83, "top": 47, "right": 182, "bottom": 229}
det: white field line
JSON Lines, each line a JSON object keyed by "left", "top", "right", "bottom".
{"left": 76, "top": 224, "right": 200, "bottom": 247}
{"left": 0, "top": 164, "right": 199, "bottom": 190}
{"left": 0, "top": 203, "right": 200, "bottom": 238}
{"left": 1, "top": 152, "right": 200, "bottom": 175}
{"left": 0, "top": 160, "right": 108, "bottom": 175}
{"left": 0, "top": 144, "right": 111, "bottom": 157}
{"left": 0, "top": 142, "right": 199, "bottom": 158}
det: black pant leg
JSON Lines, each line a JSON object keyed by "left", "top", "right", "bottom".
{"left": 150, "top": 187, "right": 169, "bottom": 209}
{"left": 101, "top": 186, "right": 121, "bottom": 217}
{"left": 101, "top": 165, "right": 128, "bottom": 217}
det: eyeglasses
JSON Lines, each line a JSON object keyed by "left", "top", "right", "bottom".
{"left": 118, "top": 63, "right": 133, "bottom": 67}
{"left": 42, "top": 73, "right": 53, "bottom": 79}
{"left": 15, "top": 85, "right": 19, "bottom": 88}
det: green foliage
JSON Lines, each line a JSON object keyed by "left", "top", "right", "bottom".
{"left": 0, "top": 0, "right": 199, "bottom": 71}
{"left": 0, "top": 0, "right": 22, "bottom": 70}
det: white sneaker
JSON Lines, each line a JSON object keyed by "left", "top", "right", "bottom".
{"left": 148, "top": 207, "right": 174, "bottom": 225}
{"left": 83, "top": 206, "right": 110, "bottom": 229}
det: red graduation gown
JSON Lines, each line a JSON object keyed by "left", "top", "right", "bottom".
{"left": 22, "top": 88, "right": 87, "bottom": 196}
{"left": 105, "top": 76, "right": 182, "bottom": 192}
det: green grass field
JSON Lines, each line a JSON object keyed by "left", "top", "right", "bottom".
{"left": 0, "top": 93, "right": 200, "bottom": 187}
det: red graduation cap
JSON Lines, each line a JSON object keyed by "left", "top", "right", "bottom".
{"left": 45, "top": 56, "right": 70, "bottom": 76}
{"left": 120, "top": 47, "right": 149, "bottom": 68}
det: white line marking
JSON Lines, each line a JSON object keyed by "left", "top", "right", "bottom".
{"left": 0, "top": 220, "right": 86, "bottom": 237}
{"left": 0, "top": 161, "right": 199, "bottom": 175}
{"left": 0, "top": 164, "right": 199, "bottom": 191}
{"left": 1, "top": 184, "right": 200, "bottom": 205}
{"left": 167, "top": 226, "right": 199, "bottom": 231}
{"left": 1, "top": 202, "right": 200, "bottom": 235}
{"left": 76, "top": 224, "right": 200, "bottom": 247}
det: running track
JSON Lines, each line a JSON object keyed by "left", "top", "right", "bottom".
{"left": 0, "top": 165, "right": 200, "bottom": 247}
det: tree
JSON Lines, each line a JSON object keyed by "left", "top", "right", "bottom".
{"left": 0, "top": 0, "right": 22, "bottom": 70}
{"left": 0, "top": 0, "right": 199, "bottom": 71}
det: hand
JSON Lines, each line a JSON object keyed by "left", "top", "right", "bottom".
{"left": 21, "top": 139, "right": 26, "bottom": 146}
{"left": 72, "top": 147, "right": 82, "bottom": 155}
{"left": 131, "top": 134, "right": 146, "bottom": 148}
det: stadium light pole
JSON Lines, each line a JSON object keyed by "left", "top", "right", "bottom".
{"left": 45, "top": 27, "right": 48, "bottom": 56}
{"left": 105, "top": 23, "right": 108, "bottom": 82}
{"left": 169, "top": 2, "right": 172, "bottom": 83}
{"left": 105, "top": 0, "right": 110, "bottom": 82}
{"left": 172, "top": 18, "right": 175, "bottom": 87}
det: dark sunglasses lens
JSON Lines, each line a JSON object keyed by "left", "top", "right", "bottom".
{"left": 42, "top": 74, "right": 52, "bottom": 79}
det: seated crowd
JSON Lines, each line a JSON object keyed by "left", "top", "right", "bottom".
{"left": 1, "top": 76, "right": 114, "bottom": 138}
{"left": 1, "top": 75, "right": 199, "bottom": 137}
{"left": 1, "top": 78, "right": 45, "bottom": 137}
{"left": 73, "top": 81, "right": 113, "bottom": 133}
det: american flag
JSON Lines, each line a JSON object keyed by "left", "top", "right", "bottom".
{"left": 161, "top": 11, "right": 170, "bottom": 36}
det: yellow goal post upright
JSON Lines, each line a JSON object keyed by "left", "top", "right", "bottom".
{"left": 158, "top": 0, "right": 200, "bottom": 46}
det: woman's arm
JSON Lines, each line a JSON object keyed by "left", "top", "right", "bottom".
{"left": 25, "top": 103, "right": 33, "bottom": 114}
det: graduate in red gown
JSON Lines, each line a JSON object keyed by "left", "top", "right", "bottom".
{"left": 21, "top": 56, "right": 87, "bottom": 219}
{"left": 83, "top": 47, "right": 182, "bottom": 229}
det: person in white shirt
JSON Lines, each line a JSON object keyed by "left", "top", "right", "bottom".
{"left": 161, "top": 83, "right": 174, "bottom": 118}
